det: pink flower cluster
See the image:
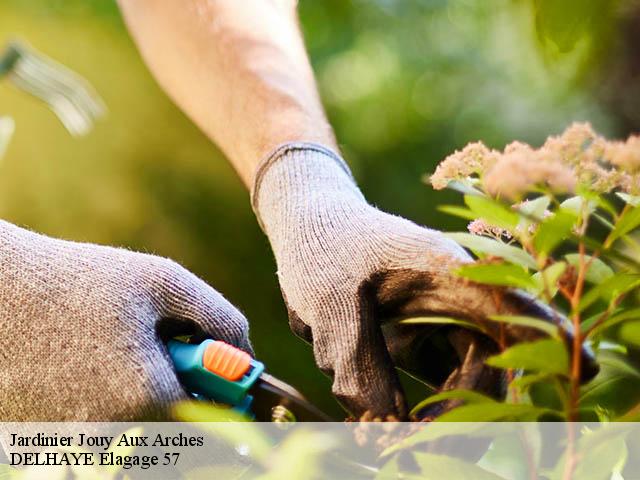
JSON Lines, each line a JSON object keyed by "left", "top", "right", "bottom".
{"left": 467, "top": 219, "right": 513, "bottom": 239}
{"left": 430, "top": 142, "right": 498, "bottom": 190}
{"left": 430, "top": 122, "right": 640, "bottom": 199}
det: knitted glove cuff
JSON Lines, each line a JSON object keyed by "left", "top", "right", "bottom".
{"left": 251, "top": 142, "right": 361, "bottom": 231}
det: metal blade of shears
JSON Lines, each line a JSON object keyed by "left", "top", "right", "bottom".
{"left": 250, "top": 372, "right": 334, "bottom": 422}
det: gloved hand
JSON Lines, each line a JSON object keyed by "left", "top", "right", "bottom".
{"left": 252, "top": 143, "right": 597, "bottom": 420}
{"left": 0, "top": 220, "right": 251, "bottom": 421}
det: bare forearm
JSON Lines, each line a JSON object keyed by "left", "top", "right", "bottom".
{"left": 118, "top": 0, "right": 337, "bottom": 187}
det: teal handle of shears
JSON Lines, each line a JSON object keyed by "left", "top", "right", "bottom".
{"left": 167, "top": 339, "right": 265, "bottom": 411}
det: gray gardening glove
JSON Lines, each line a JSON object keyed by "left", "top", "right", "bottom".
{"left": 252, "top": 143, "right": 596, "bottom": 420}
{"left": 0, "top": 220, "right": 251, "bottom": 421}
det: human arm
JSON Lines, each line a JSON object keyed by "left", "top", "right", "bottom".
{"left": 118, "top": 1, "right": 597, "bottom": 419}
{"left": 118, "top": 0, "right": 334, "bottom": 186}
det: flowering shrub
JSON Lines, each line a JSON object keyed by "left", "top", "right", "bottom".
{"left": 421, "top": 122, "right": 640, "bottom": 425}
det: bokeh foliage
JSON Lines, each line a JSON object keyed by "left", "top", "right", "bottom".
{"left": 0, "top": 0, "right": 638, "bottom": 417}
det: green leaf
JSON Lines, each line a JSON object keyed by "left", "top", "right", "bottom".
{"left": 477, "top": 428, "right": 542, "bottom": 480}
{"left": 583, "top": 236, "right": 640, "bottom": 271}
{"left": 438, "top": 205, "right": 477, "bottom": 221}
{"left": 486, "top": 339, "right": 569, "bottom": 376}
{"left": 587, "top": 308, "right": 640, "bottom": 338}
{"left": 173, "top": 401, "right": 272, "bottom": 462}
{"left": 593, "top": 193, "right": 619, "bottom": 217}
{"left": 606, "top": 205, "right": 640, "bottom": 248}
{"left": 455, "top": 263, "right": 536, "bottom": 289}
{"left": 560, "top": 196, "right": 596, "bottom": 216}
{"left": 579, "top": 273, "right": 640, "bottom": 311}
{"left": 174, "top": 400, "right": 251, "bottom": 422}
{"left": 262, "top": 429, "right": 337, "bottom": 480}
{"left": 616, "top": 192, "right": 640, "bottom": 207}
{"left": 377, "top": 457, "right": 430, "bottom": 480}
{"left": 398, "top": 316, "right": 483, "bottom": 333}
{"left": 445, "top": 233, "right": 537, "bottom": 269}
{"left": 489, "top": 315, "right": 560, "bottom": 338}
{"left": 574, "top": 436, "right": 627, "bottom": 480}
{"left": 465, "top": 195, "right": 519, "bottom": 230}
{"left": 516, "top": 195, "right": 551, "bottom": 220}
{"left": 444, "top": 179, "right": 485, "bottom": 196}
{"left": 435, "top": 403, "right": 550, "bottom": 422}
{"left": 549, "top": 431, "right": 628, "bottom": 480}
{"left": 619, "top": 321, "right": 640, "bottom": 347}
{"left": 0, "top": 466, "right": 15, "bottom": 480}
{"left": 579, "top": 371, "right": 640, "bottom": 417}
{"left": 412, "top": 453, "right": 507, "bottom": 480}
{"left": 564, "top": 254, "right": 614, "bottom": 283}
{"left": 510, "top": 372, "right": 553, "bottom": 392}
{"left": 381, "top": 423, "right": 513, "bottom": 456}
{"left": 531, "top": 261, "right": 566, "bottom": 297}
{"left": 597, "top": 350, "right": 640, "bottom": 379}
{"left": 593, "top": 212, "right": 615, "bottom": 231}
{"left": 0, "top": 466, "right": 16, "bottom": 480}
{"left": 376, "top": 457, "right": 399, "bottom": 480}
{"left": 533, "top": 209, "right": 577, "bottom": 255}
{"left": 410, "top": 389, "right": 496, "bottom": 418}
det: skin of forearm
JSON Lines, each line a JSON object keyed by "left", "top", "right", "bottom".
{"left": 118, "top": 0, "right": 337, "bottom": 187}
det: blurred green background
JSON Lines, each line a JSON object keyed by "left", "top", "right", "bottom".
{"left": 0, "top": 0, "right": 638, "bottom": 417}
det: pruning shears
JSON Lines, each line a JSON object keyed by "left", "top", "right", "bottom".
{"left": 168, "top": 339, "right": 383, "bottom": 476}
{"left": 168, "top": 339, "right": 333, "bottom": 422}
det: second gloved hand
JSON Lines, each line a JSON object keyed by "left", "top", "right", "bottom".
{"left": 0, "top": 220, "right": 251, "bottom": 421}
{"left": 252, "top": 143, "right": 596, "bottom": 420}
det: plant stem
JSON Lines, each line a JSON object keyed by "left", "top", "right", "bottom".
{"left": 562, "top": 422, "right": 578, "bottom": 480}
{"left": 565, "top": 199, "right": 583, "bottom": 480}
{"left": 493, "top": 290, "right": 520, "bottom": 402}
{"left": 568, "top": 242, "right": 587, "bottom": 422}
{"left": 517, "top": 427, "right": 538, "bottom": 480}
